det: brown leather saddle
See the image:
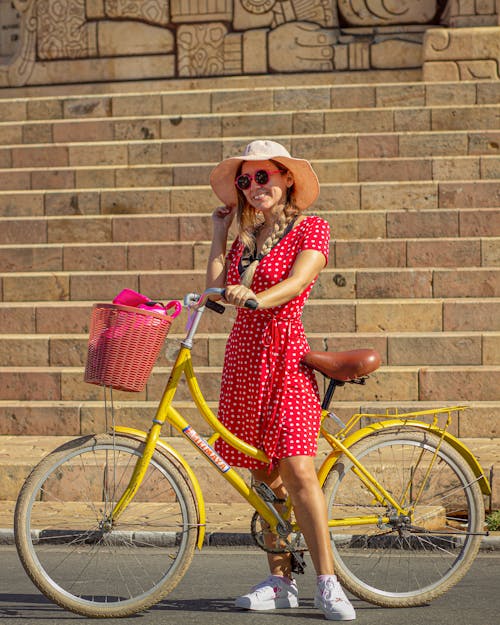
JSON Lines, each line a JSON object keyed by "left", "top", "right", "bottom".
{"left": 301, "top": 349, "right": 381, "bottom": 383}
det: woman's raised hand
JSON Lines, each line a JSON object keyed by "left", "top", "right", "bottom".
{"left": 212, "top": 205, "right": 236, "bottom": 232}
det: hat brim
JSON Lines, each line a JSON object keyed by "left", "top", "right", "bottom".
{"left": 209, "top": 154, "right": 319, "bottom": 210}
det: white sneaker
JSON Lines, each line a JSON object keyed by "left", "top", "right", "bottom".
{"left": 315, "top": 576, "right": 356, "bottom": 621}
{"left": 235, "top": 575, "right": 299, "bottom": 610}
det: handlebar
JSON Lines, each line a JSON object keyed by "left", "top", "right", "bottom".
{"left": 184, "top": 288, "right": 258, "bottom": 311}
{"left": 182, "top": 288, "right": 258, "bottom": 347}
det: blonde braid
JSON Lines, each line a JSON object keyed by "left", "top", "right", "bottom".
{"left": 240, "top": 207, "right": 297, "bottom": 288}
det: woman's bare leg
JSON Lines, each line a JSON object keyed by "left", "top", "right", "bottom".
{"left": 248, "top": 458, "right": 354, "bottom": 619}
{"left": 251, "top": 467, "right": 293, "bottom": 578}
{"left": 252, "top": 456, "right": 334, "bottom": 576}
{"left": 278, "top": 456, "right": 334, "bottom": 575}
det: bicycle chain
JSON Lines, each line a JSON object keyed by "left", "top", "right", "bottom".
{"left": 250, "top": 511, "right": 302, "bottom": 554}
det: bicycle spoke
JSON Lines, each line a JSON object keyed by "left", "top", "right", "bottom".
{"left": 324, "top": 430, "right": 484, "bottom": 607}
{"left": 15, "top": 434, "right": 197, "bottom": 617}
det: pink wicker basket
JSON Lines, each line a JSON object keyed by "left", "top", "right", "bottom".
{"left": 84, "top": 303, "right": 173, "bottom": 392}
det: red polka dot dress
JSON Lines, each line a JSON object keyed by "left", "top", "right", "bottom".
{"left": 214, "top": 215, "right": 330, "bottom": 470}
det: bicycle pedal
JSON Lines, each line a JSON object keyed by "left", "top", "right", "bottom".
{"left": 254, "top": 481, "right": 285, "bottom": 504}
{"left": 291, "top": 550, "right": 306, "bottom": 575}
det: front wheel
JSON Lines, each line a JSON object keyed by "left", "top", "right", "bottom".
{"left": 15, "top": 433, "right": 198, "bottom": 618}
{"left": 323, "top": 429, "right": 485, "bottom": 607}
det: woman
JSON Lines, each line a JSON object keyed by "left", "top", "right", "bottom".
{"left": 206, "top": 140, "right": 355, "bottom": 621}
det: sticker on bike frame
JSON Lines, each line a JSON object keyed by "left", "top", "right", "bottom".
{"left": 183, "top": 426, "right": 231, "bottom": 473}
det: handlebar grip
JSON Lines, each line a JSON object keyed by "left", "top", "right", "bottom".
{"left": 206, "top": 299, "right": 225, "bottom": 314}
{"left": 220, "top": 289, "right": 259, "bottom": 310}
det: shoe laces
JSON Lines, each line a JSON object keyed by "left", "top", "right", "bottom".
{"left": 251, "top": 576, "right": 282, "bottom": 597}
{"left": 319, "top": 577, "right": 346, "bottom": 604}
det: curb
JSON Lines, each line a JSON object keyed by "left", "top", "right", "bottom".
{"left": 479, "top": 534, "right": 500, "bottom": 551}
{"left": 2, "top": 528, "right": 499, "bottom": 550}
{"left": 0, "top": 529, "right": 14, "bottom": 545}
{"left": 204, "top": 533, "right": 500, "bottom": 550}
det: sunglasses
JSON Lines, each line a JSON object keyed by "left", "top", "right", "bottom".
{"left": 234, "top": 169, "right": 284, "bottom": 191}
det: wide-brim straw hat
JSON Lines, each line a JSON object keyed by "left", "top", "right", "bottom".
{"left": 209, "top": 140, "right": 319, "bottom": 210}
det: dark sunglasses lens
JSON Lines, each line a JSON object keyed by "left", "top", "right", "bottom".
{"left": 236, "top": 174, "right": 251, "bottom": 190}
{"left": 254, "top": 170, "right": 270, "bottom": 184}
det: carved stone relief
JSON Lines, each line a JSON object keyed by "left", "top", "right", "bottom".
{"left": 0, "top": 0, "right": 37, "bottom": 87}
{"left": 105, "top": 0, "right": 170, "bottom": 26}
{"left": 441, "top": 0, "right": 499, "bottom": 27}
{"left": 423, "top": 25, "right": 500, "bottom": 80}
{"left": 86, "top": 0, "right": 170, "bottom": 25}
{"left": 268, "top": 22, "right": 338, "bottom": 72}
{"left": 37, "top": 0, "right": 94, "bottom": 59}
{"left": 177, "top": 22, "right": 230, "bottom": 77}
{"left": 98, "top": 21, "right": 174, "bottom": 57}
{"left": 337, "top": 1, "right": 438, "bottom": 26}
{"left": 0, "top": 0, "right": 21, "bottom": 58}
{"left": 171, "top": 0, "right": 232, "bottom": 23}
{"left": 0, "top": 0, "right": 498, "bottom": 86}
{"left": 233, "top": 0, "right": 338, "bottom": 30}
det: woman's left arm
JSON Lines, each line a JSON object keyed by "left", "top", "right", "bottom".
{"left": 224, "top": 249, "right": 326, "bottom": 309}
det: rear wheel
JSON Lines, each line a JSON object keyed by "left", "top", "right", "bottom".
{"left": 323, "top": 429, "right": 485, "bottom": 607}
{"left": 15, "top": 433, "right": 198, "bottom": 617}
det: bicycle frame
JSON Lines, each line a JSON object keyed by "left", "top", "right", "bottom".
{"left": 107, "top": 291, "right": 491, "bottom": 549}
{"left": 16, "top": 291, "right": 492, "bottom": 618}
{"left": 108, "top": 293, "right": 282, "bottom": 547}
{"left": 318, "top": 407, "right": 491, "bottom": 526}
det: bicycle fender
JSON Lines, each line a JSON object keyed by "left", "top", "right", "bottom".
{"left": 318, "top": 419, "right": 491, "bottom": 496}
{"left": 113, "top": 426, "right": 207, "bottom": 549}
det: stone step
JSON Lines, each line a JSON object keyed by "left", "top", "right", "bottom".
{"left": 0, "top": 332, "right": 498, "bottom": 368}
{"left": 1, "top": 267, "right": 499, "bottom": 303}
{"left": 0, "top": 114, "right": 499, "bottom": 154}
{"left": 1, "top": 155, "right": 499, "bottom": 191}
{"left": 1, "top": 80, "right": 499, "bottom": 122}
{"left": 0, "top": 67, "right": 496, "bottom": 510}
{"left": 1, "top": 434, "right": 497, "bottom": 506}
{"left": 1, "top": 364, "right": 499, "bottom": 403}
{"left": 1, "top": 400, "right": 498, "bottom": 439}
{"left": 0, "top": 237, "right": 497, "bottom": 273}
{"left": 1, "top": 298, "right": 498, "bottom": 334}
{"left": 0, "top": 68, "right": 423, "bottom": 100}
{"left": 1, "top": 104, "right": 499, "bottom": 146}
{"left": 1, "top": 130, "right": 499, "bottom": 171}
{"left": 1, "top": 208, "right": 498, "bottom": 242}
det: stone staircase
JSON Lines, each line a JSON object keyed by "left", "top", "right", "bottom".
{"left": 0, "top": 71, "right": 498, "bottom": 513}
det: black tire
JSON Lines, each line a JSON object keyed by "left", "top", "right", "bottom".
{"left": 323, "top": 429, "right": 484, "bottom": 607}
{"left": 15, "top": 433, "right": 198, "bottom": 617}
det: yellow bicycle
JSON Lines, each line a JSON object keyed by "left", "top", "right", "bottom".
{"left": 14, "top": 288, "right": 490, "bottom": 618}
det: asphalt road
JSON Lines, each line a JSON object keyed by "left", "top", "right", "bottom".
{"left": 1, "top": 546, "right": 499, "bottom": 625}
